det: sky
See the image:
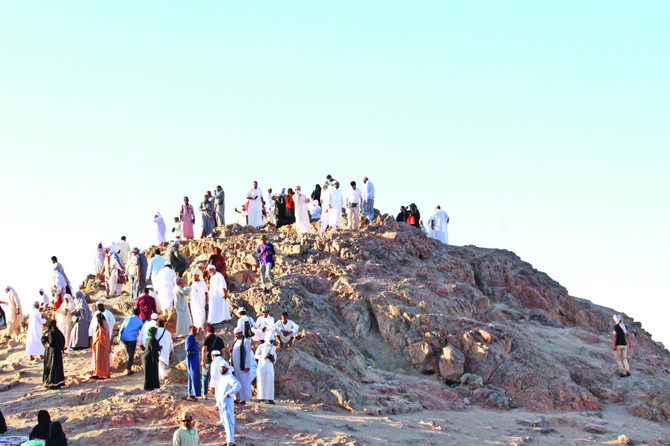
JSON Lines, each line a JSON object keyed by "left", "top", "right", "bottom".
{"left": 0, "top": 2, "right": 668, "bottom": 345}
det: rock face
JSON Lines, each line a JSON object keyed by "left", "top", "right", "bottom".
{"left": 144, "top": 216, "right": 670, "bottom": 421}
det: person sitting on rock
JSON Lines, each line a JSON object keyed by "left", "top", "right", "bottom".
{"left": 172, "top": 410, "right": 201, "bottom": 446}
{"left": 274, "top": 312, "right": 299, "bottom": 349}
{"left": 613, "top": 314, "right": 633, "bottom": 377}
{"left": 252, "top": 306, "right": 275, "bottom": 344}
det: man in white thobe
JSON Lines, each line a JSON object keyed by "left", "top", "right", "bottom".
{"left": 246, "top": 181, "right": 265, "bottom": 228}
{"left": 345, "top": 181, "right": 364, "bottom": 231}
{"left": 26, "top": 302, "right": 46, "bottom": 359}
{"left": 1, "top": 286, "right": 23, "bottom": 339}
{"left": 430, "top": 205, "right": 450, "bottom": 245}
{"left": 293, "top": 186, "right": 311, "bottom": 234}
{"left": 319, "top": 183, "right": 331, "bottom": 233}
{"left": 189, "top": 271, "right": 208, "bottom": 330}
{"left": 362, "top": 176, "right": 375, "bottom": 221}
{"left": 118, "top": 236, "right": 131, "bottom": 268}
{"left": 252, "top": 306, "right": 275, "bottom": 342}
{"left": 231, "top": 326, "right": 253, "bottom": 403}
{"left": 274, "top": 312, "right": 299, "bottom": 349}
{"left": 255, "top": 333, "right": 277, "bottom": 403}
{"left": 328, "top": 180, "right": 345, "bottom": 229}
{"left": 208, "top": 350, "right": 225, "bottom": 393}
{"left": 156, "top": 263, "right": 177, "bottom": 316}
{"left": 146, "top": 249, "right": 166, "bottom": 286}
{"left": 155, "top": 320, "right": 173, "bottom": 382}
{"left": 139, "top": 313, "right": 158, "bottom": 348}
{"left": 264, "top": 188, "right": 276, "bottom": 225}
{"left": 213, "top": 359, "right": 241, "bottom": 446}
{"left": 206, "top": 265, "right": 230, "bottom": 325}
{"left": 94, "top": 242, "right": 105, "bottom": 277}
{"left": 215, "top": 185, "right": 225, "bottom": 226}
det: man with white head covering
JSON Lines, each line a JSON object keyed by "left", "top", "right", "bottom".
{"left": 155, "top": 319, "right": 174, "bottom": 384}
{"left": 319, "top": 182, "right": 331, "bottom": 233}
{"left": 146, "top": 248, "right": 166, "bottom": 286}
{"left": 26, "top": 302, "right": 46, "bottom": 359}
{"left": 264, "top": 188, "right": 275, "bottom": 225}
{"left": 139, "top": 313, "right": 159, "bottom": 348}
{"left": 255, "top": 332, "right": 277, "bottom": 403}
{"left": 206, "top": 264, "right": 230, "bottom": 325}
{"left": 1, "top": 286, "right": 23, "bottom": 339}
{"left": 54, "top": 293, "right": 75, "bottom": 349}
{"left": 234, "top": 307, "right": 258, "bottom": 339}
{"left": 231, "top": 326, "right": 253, "bottom": 404}
{"left": 345, "top": 181, "right": 364, "bottom": 231}
{"left": 252, "top": 306, "right": 275, "bottom": 342}
{"left": 154, "top": 212, "right": 167, "bottom": 244}
{"left": 613, "top": 314, "right": 633, "bottom": 377}
{"left": 38, "top": 288, "right": 50, "bottom": 309}
{"left": 212, "top": 358, "right": 241, "bottom": 446}
{"left": 208, "top": 349, "right": 225, "bottom": 393}
{"left": 189, "top": 271, "right": 208, "bottom": 330}
{"left": 51, "top": 256, "right": 71, "bottom": 295}
{"left": 118, "top": 236, "right": 131, "bottom": 267}
{"left": 94, "top": 242, "right": 105, "bottom": 278}
{"left": 51, "top": 269, "right": 68, "bottom": 310}
{"left": 328, "top": 180, "right": 345, "bottom": 229}
{"left": 293, "top": 186, "right": 311, "bottom": 234}
{"left": 173, "top": 277, "right": 193, "bottom": 337}
{"left": 247, "top": 180, "right": 265, "bottom": 229}
{"left": 429, "top": 205, "right": 450, "bottom": 245}
{"left": 156, "top": 263, "right": 177, "bottom": 316}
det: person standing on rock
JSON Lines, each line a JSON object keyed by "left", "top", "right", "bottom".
{"left": 156, "top": 262, "right": 177, "bottom": 316}
{"left": 613, "top": 314, "right": 633, "bottom": 377}
{"left": 293, "top": 186, "right": 312, "bottom": 234}
{"left": 142, "top": 326, "right": 161, "bottom": 390}
{"left": 156, "top": 319, "right": 174, "bottom": 385}
{"left": 215, "top": 185, "right": 226, "bottom": 227}
{"left": 117, "top": 236, "right": 131, "bottom": 269}
{"left": 154, "top": 212, "right": 167, "bottom": 244}
{"left": 328, "top": 180, "right": 345, "bottom": 229}
{"left": 172, "top": 216, "right": 183, "bottom": 240}
{"left": 362, "top": 176, "right": 375, "bottom": 221}
{"left": 94, "top": 242, "right": 105, "bottom": 279}
{"left": 105, "top": 246, "right": 125, "bottom": 297}
{"left": 26, "top": 302, "right": 46, "bottom": 360}
{"left": 53, "top": 292, "right": 74, "bottom": 349}
{"left": 172, "top": 410, "right": 201, "bottom": 446}
{"left": 180, "top": 196, "right": 196, "bottom": 240}
{"left": 231, "top": 326, "right": 253, "bottom": 405}
{"left": 201, "top": 324, "right": 225, "bottom": 399}
{"left": 200, "top": 194, "right": 214, "bottom": 238}
{"left": 247, "top": 180, "right": 265, "bottom": 229}
{"left": 264, "top": 188, "right": 275, "bottom": 225}
{"left": 185, "top": 326, "right": 201, "bottom": 401}
{"left": 51, "top": 269, "right": 67, "bottom": 310}
{"left": 255, "top": 332, "right": 277, "bottom": 404}
{"left": 136, "top": 287, "right": 158, "bottom": 323}
{"left": 204, "top": 246, "right": 229, "bottom": 288}
{"left": 1, "top": 286, "right": 23, "bottom": 340}
{"left": 131, "top": 247, "right": 148, "bottom": 300}
{"left": 319, "top": 182, "right": 331, "bottom": 233}
{"left": 274, "top": 312, "right": 299, "bottom": 350}
{"left": 429, "top": 205, "right": 450, "bottom": 245}
{"left": 139, "top": 312, "right": 159, "bottom": 348}
{"left": 91, "top": 313, "right": 111, "bottom": 379}
{"left": 213, "top": 359, "right": 241, "bottom": 446}
{"left": 189, "top": 271, "right": 208, "bottom": 331}
{"left": 256, "top": 234, "right": 278, "bottom": 290}
{"left": 89, "top": 301, "right": 116, "bottom": 367}
{"left": 166, "top": 240, "right": 189, "bottom": 277}
{"left": 51, "top": 256, "right": 71, "bottom": 295}
{"left": 119, "top": 308, "right": 143, "bottom": 375}
{"left": 41, "top": 320, "right": 66, "bottom": 389}
{"left": 206, "top": 264, "right": 230, "bottom": 325}
{"left": 345, "top": 181, "right": 363, "bottom": 231}
{"left": 69, "top": 291, "right": 92, "bottom": 349}
{"left": 174, "top": 277, "right": 193, "bottom": 337}
{"left": 146, "top": 248, "right": 166, "bottom": 286}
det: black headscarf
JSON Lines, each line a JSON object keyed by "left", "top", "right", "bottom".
{"left": 45, "top": 420, "right": 67, "bottom": 446}
{"left": 0, "top": 408, "right": 7, "bottom": 434}
{"left": 29, "top": 410, "right": 51, "bottom": 440}
{"left": 311, "top": 184, "right": 321, "bottom": 203}
{"left": 44, "top": 320, "right": 65, "bottom": 350}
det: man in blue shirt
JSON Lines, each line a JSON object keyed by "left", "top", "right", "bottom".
{"left": 119, "top": 308, "right": 144, "bottom": 375}
{"left": 256, "top": 234, "right": 278, "bottom": 289}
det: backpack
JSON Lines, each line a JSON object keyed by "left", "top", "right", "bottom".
{"left": 244, "top": 319, "right": 253, "bottom": 338}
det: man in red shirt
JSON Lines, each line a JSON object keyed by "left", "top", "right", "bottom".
{"left": 135, "top": 287, "right": 157, "bottom": 322}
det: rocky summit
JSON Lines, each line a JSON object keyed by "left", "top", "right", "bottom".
{"left": 2, "top": 215, "right": 670, "bottom": 445}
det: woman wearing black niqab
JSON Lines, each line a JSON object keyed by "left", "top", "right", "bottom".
{"left": 311, "top": 184, "right": 322, "bottom": 204}
{"left": 142, "top": 326, "right": 161, "bottom": 390}
{"left": 42, "top": 320, "right": 66, "bottom": 389}
{"left": 29, "top": 409, "right": 51, "bottom": 440}
{"left": 45, "top": 420, "right": 68, "bottom": 446}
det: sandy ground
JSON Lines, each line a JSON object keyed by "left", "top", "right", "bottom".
{"left": 2, "top": 335, "right": 670, "bottom": 446}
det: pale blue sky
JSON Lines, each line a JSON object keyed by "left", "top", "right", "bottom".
{"left": 1, "top": 2, "right": 668, "bottom": 345}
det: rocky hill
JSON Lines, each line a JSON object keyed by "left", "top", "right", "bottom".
{"left": 2, "top": 215, "right": 670, "bottom": 445}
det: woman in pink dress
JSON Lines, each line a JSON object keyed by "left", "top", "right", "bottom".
{"left": 180, "top": 196, "right": 196, "bottom": 239}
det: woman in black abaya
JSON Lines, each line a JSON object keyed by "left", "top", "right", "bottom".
{"left": 42, "top": 320, "right": 66, "bottom": 389}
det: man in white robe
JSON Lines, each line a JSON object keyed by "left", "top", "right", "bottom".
{"left": 156, "top": 263, "right": 177, "bottom": 316}
{"left": 252, "top": 306, "right": 275, "bottom": 342}
{"left": 118, "top": 236, "right": 131, "bottom": 268}
{"left": 26, "top": 302, "right": 46, "bottom": 359}
{"left": 155, "top": 320, "right": 173, "bottom": 383}
{"left": 213, "top": 359, "right": 241, "bottom": 446}
{"left": 293, "top": 186, "right": 312, "bottom": 234}
{"left": 139, "top": 313, "right": 158, "bottom": 348}
{"left": 264, "top": 188, "right": 276, "bottom": 225}
{"left": 189, "top": 271, "right": 208, "bottom": 330}
{"left": 430, "top": 205, "right": 450, "bottom": 245}
{"left": 208, "top": 350, "right": 225, "bottom": 393}
{"left": 235, "top": 307, "right": 258, "bottom": 337}
{"left": 1, "top": 286, "right": 23, "bottom": 339}
{"left": 274, "top": 312, "right": 299, "bottom": 349}
{"left": 255, "top": 332, "right": 277, "bottom": 403}
{"left": 206, "top": 265, "right": 230, "bottom": 325}
{"left": 94, "top": 242, "right": 105, "bottom": 277}
{"left": 345, "top": 181, "right": 364, "bottom": 231}
{"left": 146, "top": 249, "right": 166, "bottom": 286}
{"left": 328, "top": 180, "right": 345, "bottom": 229}
{"left": 154, "top": 212, "right": 167, "bottom": 244}
{"left": 308, "top": 200, "right": 321, "bottom": 220}
{"left": 231, "top": 327, "right": 252, "bottom": 403}
{"left": 246, "top": 181, "right": 265, "bottom": 228}
{"left": 319, "top": 183, "right": 331, "bottom": 233}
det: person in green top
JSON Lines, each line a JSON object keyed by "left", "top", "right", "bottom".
{"left": 172, "top": 410, "right": 201, "bottom": 446}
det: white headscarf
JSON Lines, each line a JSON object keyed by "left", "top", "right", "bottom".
{"left": 5, "top": 286, "right": 15, "bottom": 293}
{"left": 613, "top": 314, "right": 628, "bottom": 334}
{"left": 264, "top": 332, "right": 276, "bottom": 344}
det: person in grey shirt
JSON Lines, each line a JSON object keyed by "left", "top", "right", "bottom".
{"left": 215, "top": 185, "right": 225, "bottom": 226}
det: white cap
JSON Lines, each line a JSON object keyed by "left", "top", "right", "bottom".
{"left": 96, "top": 300, "right": 104, "bottom": 305}
{"left": 151, "top": 313, "right": 158, "bottom": 320}
{"left": 237, "top": 307, "right": 246, "bottom": 313}
{"left": 211, "top": 350, "right": 221, "bottom": 356}
{"left": 207, "top": 264, "right": 216, "bottom": 270}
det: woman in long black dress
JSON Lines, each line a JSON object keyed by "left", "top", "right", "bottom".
{"left": 45, "top": 420, "right": 68, "bottom": 446}
{"left": 29, "top": 410, "right": 51, "bottom": 440}
{"left": 42, "top": 320, "right": 66, "bottom": 389}
{"left": 142, "top": 326, "right": 161, "bottom": 390}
